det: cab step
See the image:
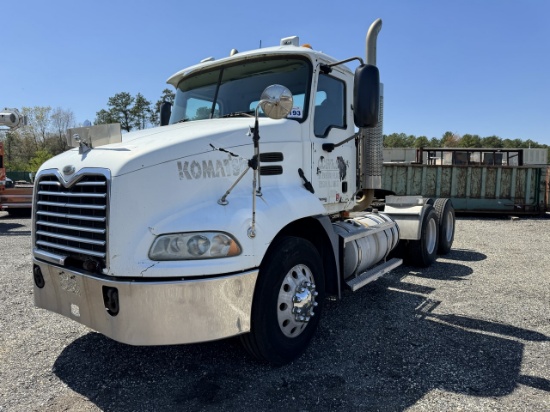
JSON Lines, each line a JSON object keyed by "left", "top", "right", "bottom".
{"left": 345, "top": 258, "right": 403, "bottom": 292}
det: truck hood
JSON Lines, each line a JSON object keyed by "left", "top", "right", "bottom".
{"left": 39, "top": 118, "right": 301, "bottom": 177}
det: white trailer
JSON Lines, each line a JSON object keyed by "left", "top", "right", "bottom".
{"left": 32, "top": 19, "right": 455, "bottom": 364}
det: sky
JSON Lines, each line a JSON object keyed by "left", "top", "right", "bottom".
{"left": 2, "top": 0, "right": 549, "bottom": 145}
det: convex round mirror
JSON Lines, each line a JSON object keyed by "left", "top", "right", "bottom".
{"left": 259, "top": 84, "right": 293, "bottom": 119}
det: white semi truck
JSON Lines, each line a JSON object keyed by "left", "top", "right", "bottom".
{"left": 32, "top": 19, "right": 455, "bottom": 364}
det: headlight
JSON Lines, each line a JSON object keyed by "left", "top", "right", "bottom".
{"left": 149, "top": 232, "right": 241, "bottom": 260}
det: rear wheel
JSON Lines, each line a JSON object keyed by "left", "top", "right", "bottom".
{"left": 241, "top": 236, "right": 325, "bottom": 365}
{"left": 434, "top": 198, "right": 455, "bottom": 255}
{"left": 407, "top": 205, "right": 439, "bottom": 267}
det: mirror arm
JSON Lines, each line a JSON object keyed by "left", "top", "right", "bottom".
{"left": 252, "top": 109, "right": 261, "bottom": 146}
{"left": 321, "top": 57, "right": 364, "bottom": 74}
{"left": 220, "top": 84, "right": 292, "bottom": 236}
{"left": 322, "top": 132, "right": 359, "bottom": 152}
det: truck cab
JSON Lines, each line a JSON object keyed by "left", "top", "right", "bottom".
{"left": 164, "top": 45, "right": 365, "bottom": 214}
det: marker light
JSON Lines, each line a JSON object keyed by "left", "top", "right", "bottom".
{"left": 149, "top": 232, "right": 241, "bottom": 260}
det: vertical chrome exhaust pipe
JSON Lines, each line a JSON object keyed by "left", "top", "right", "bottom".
{"left": 357, "top": 18, "right": 383, "bottom": 208}
{"left": 366, "top": 18, "right": 382, "bottom": 67}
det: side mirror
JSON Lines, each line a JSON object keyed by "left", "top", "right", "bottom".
{"left": 259, "top": 84, "right": 293, "bottom": 119}
{"left": 160, "top": 101, "right": 172, "bottom": 126}
{"left": 353, "top": 64, "right": 380, "bottom": 128}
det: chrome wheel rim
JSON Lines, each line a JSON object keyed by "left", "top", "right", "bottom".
{"left": 426, "top": 217, "right": 437, "bottom": 254}
{"left": 277, "top": 264, "right": 318, "bottom": 338}
{"left": 444, "top": 210, "right": 454, "bottom": 242}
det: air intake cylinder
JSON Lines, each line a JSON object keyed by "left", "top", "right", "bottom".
{"left": 359, "top": 18, "right": 383, "bottom": 191}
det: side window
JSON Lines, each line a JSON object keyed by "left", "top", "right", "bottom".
{"left": 314, "top": 73, "right": 345, "bottom": 137}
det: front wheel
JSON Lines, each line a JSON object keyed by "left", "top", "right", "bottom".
{"left": 241, "top": 236, "right": 325, "bottom": 365}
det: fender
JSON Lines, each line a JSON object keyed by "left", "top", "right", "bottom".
{"left": 383, "top": 195, "right": 434, "bottom": 240}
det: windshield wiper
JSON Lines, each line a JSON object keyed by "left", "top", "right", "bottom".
{"left": 221, "top": 111, "right": 254, "bottom": 118}
{"left": 177, "top": 118, "right": 190, "bottom": 123}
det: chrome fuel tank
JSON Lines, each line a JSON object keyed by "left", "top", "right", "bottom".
{"left": 333, "top": 212, "right": 399, "bottom": 279}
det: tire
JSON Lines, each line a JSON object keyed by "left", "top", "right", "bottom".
{"left": 241, "top": 236, "right": 325, "bottom": 365}
{"left": 407, "top": 205, "right": 439, "bottom": 267}
{"left": 434, "top": 198, "right": 455, "bottom": 255}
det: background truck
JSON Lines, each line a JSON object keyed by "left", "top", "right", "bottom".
{"left": 0, "top": 109, "right": 33, "bottom": 216}
{"left": 31, "top": 19, "right": 456, "bottom": 364}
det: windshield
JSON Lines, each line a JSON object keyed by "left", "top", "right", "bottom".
{"left": 170, "top": 57, "right": 312, "bottom": 124}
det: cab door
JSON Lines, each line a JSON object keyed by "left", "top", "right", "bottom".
{"left": 309, "top": 68, "right": 355, "bottom": 213}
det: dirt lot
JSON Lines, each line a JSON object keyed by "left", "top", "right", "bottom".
{"left": 1, "top": 212, "right": 549, "bottom": 411}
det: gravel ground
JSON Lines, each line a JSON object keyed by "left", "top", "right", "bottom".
{"left": 1, "top": 211, "right": 549, "bottom": 411}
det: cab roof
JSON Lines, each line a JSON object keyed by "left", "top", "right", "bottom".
{"left": 166, "top": 43, "right": 348, "bottom": 87}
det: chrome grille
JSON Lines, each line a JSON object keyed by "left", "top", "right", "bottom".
{"left": 34, "top": 174, "right": 108, "bottom": 270}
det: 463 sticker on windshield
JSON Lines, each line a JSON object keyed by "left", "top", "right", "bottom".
{"left": 287, "top": 107, "right": 302, "bottom": 119}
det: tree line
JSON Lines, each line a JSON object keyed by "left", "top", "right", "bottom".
{"left": 1, "top": 90, "right": 548, "bottom": 175}
{"left": 95, "top": 89, "right": 175, "bottom": 132}
{"left": 384, "top": 131, "right": 548, "bottom": 151}
{"left": 1, "top": 106, "right": 75, "bottom": 173}
{"left": 0, "top": 89, "right": 175, "bottom": 174}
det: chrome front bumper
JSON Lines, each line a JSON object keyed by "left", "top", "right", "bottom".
{"left": 33, "top": 259, "right": 258, "bottom": 345}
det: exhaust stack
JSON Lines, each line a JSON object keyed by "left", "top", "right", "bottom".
{"left": 366, "top": 18, "right": 382, "bottom": 67}
{"left": 360, "top": 19, "right": 384, "bottom": 193}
